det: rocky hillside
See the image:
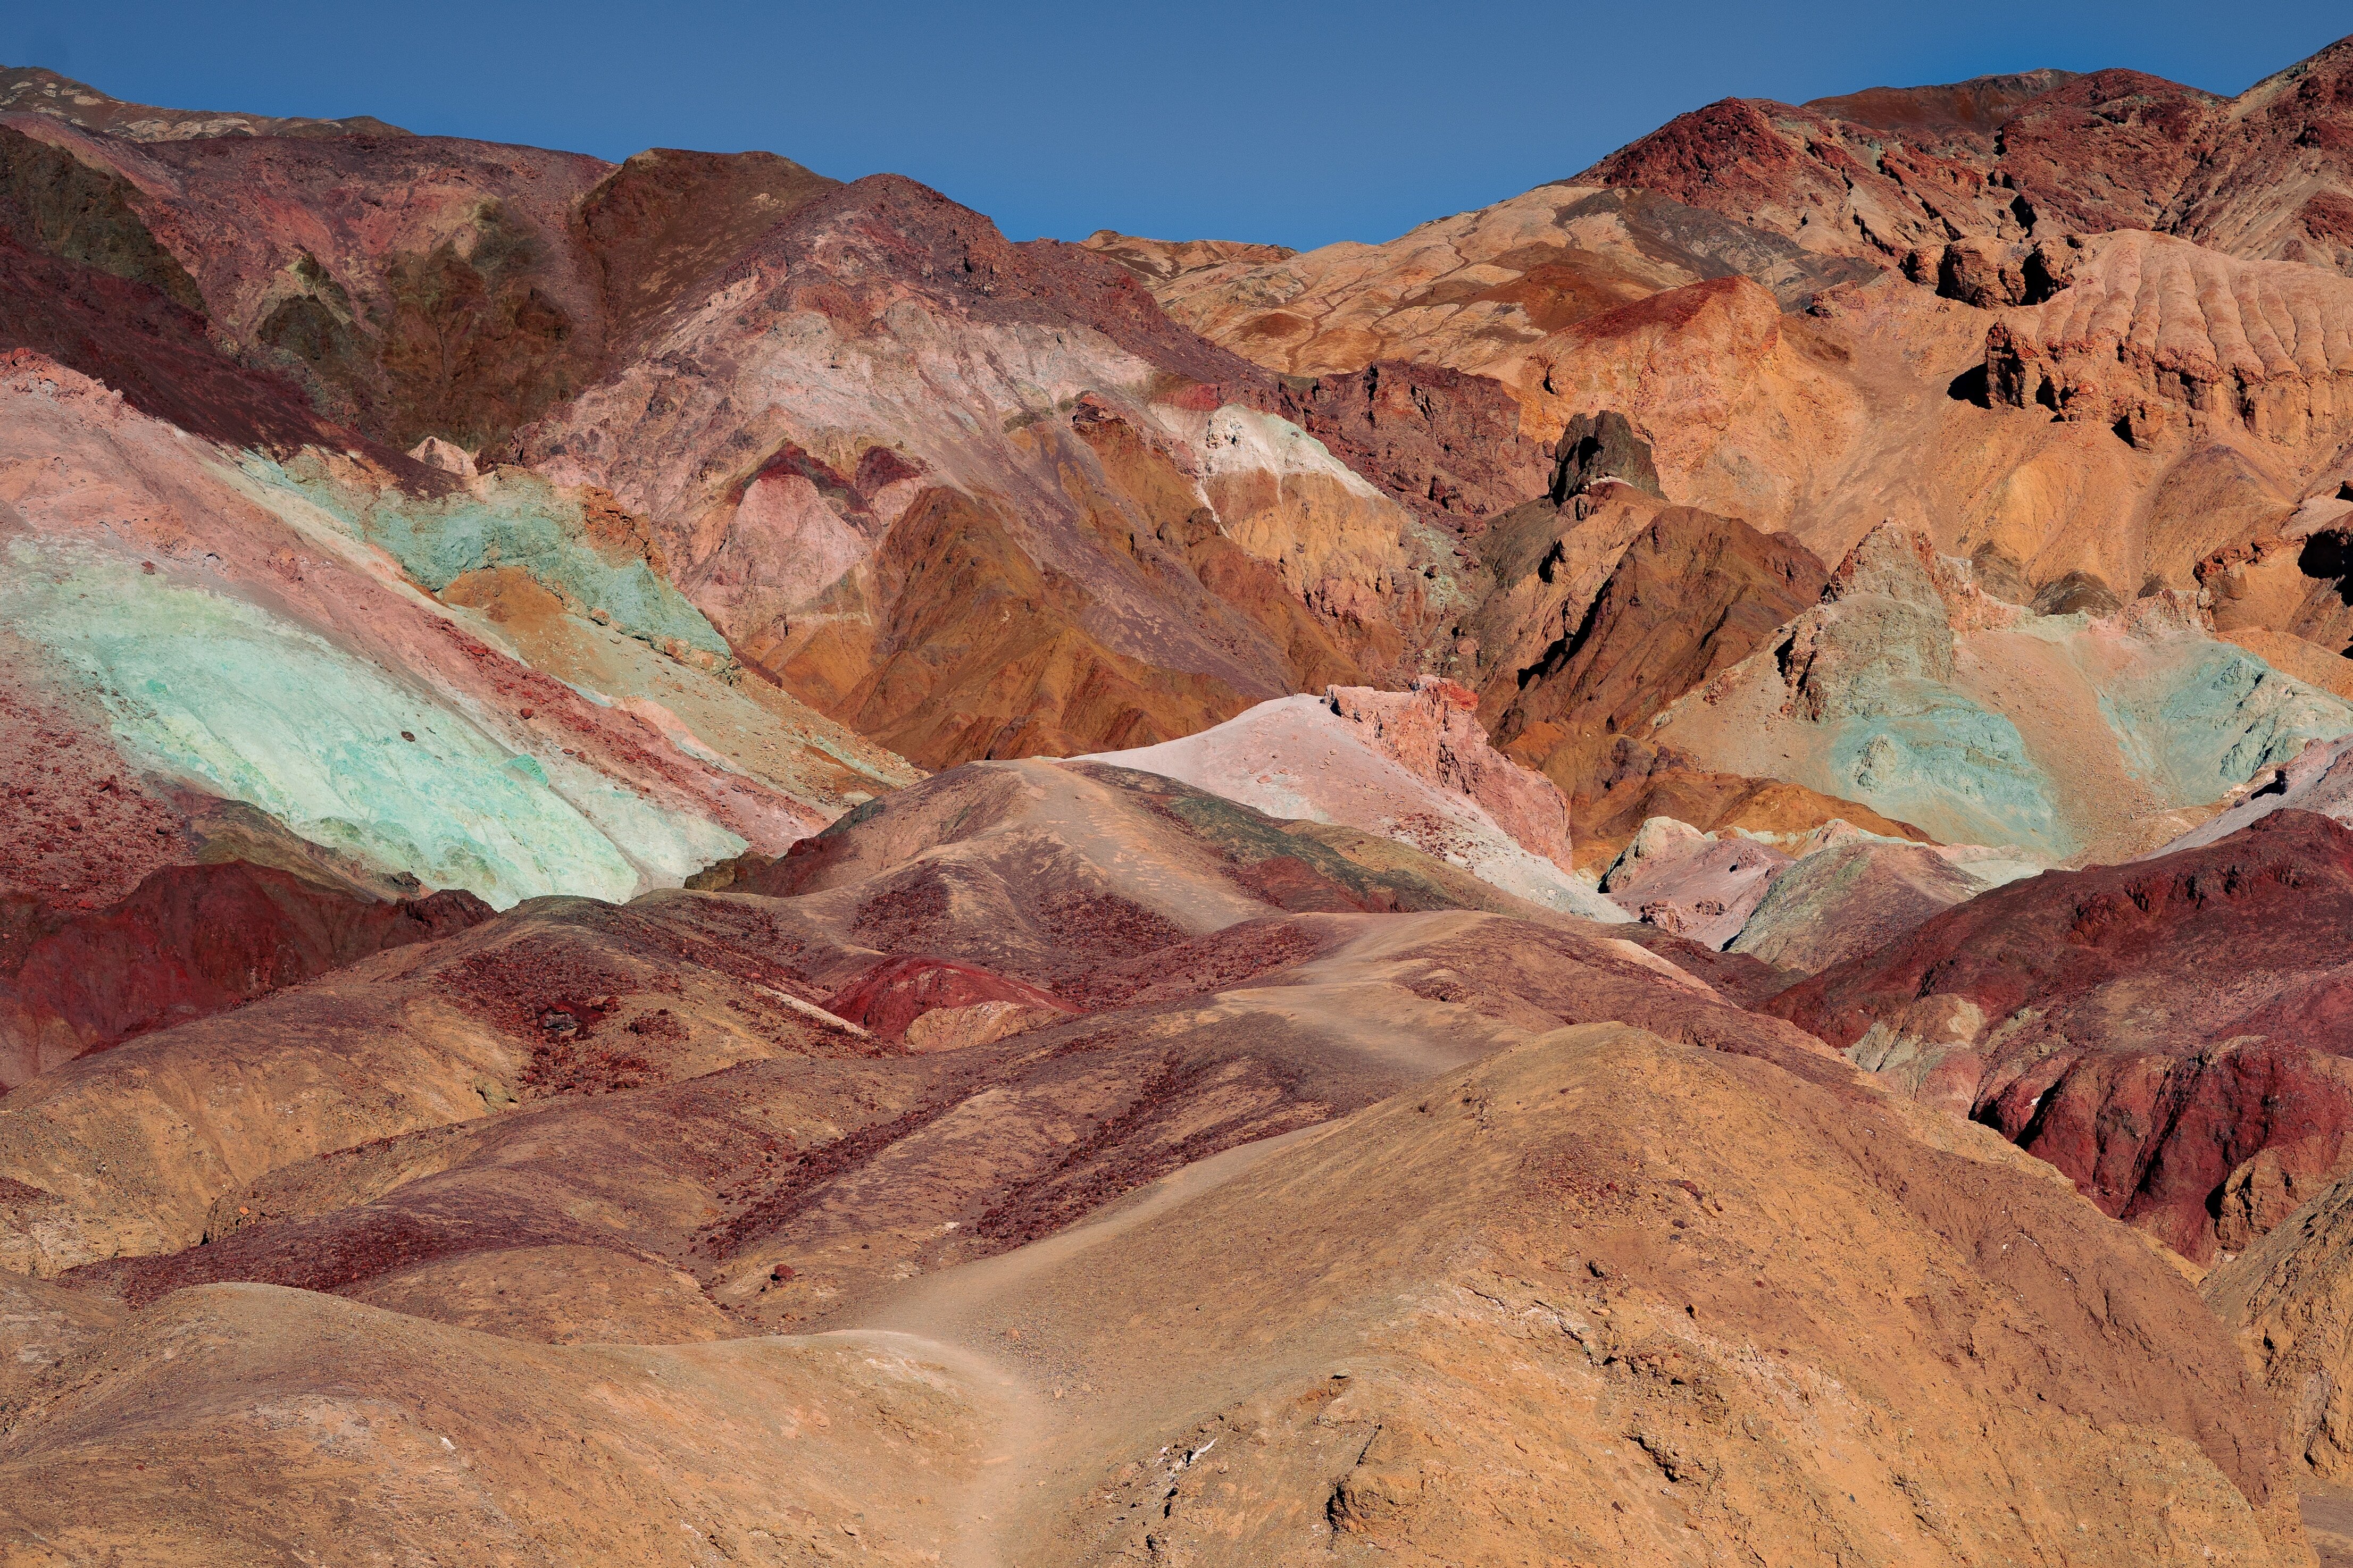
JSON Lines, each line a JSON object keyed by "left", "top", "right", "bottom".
{"left": 15, "top": 36, "right": 2353, "bottom": 1564}
{"left": 0, "top": 757, "right": 2312, "bottom": 1565}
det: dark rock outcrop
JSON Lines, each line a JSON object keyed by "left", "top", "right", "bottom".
{"left": 1547, "top": 410, "right": 1663, "bottom": 503}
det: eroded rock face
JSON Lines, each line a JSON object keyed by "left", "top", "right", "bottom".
{"left": 1082, "top": 685, "right": 1616, "bottom": 919}
{"left": 32, "top": 119, "right": 620, "bottom": 451}
{"left": 1325, "top": 677, "right": 1574, "bottom": 869}
{"left": 1724, "top": 833, "right": 1987, "bottom": 975}
{"left": 1601, "top": 818, "right": 1791, "bottom": 947}
{"left": 2209, "top": 1160, "right": 2353, "bottom": 1485}
{"left": 1580, "top": 77, "right": 2160, "bottom": 263}
{"left": 818, "top": 955, "right": 1072, "bottom": 1046}
{"left": 1600, "top": 810, "right": 2015, "bottom": 974}
{"left": 2172, "top": 36, "right": 2353, "bottom": 274}
{"left": 507, "top": 174, "right": 1489, "bottom": 766}
{"left": 1571, "top": 736, "right": 1931, "bottom": 871}
{"left": 1578, "top": 40, "right": 2353, "bottom": 281}
{"left": 1987, "top": 230, "right": 2353, "bottom": 452}
{"left": 1273, "top": 359, "right": 1551, "bottom": 527}
{"left": 0, "top": 112, "right": 860, "bottom": 461}
{"left": 1774, "top": 809, "right": 2353, "bottom": 1261}
{"left": 2201, "top": 527, "right": 2353, "bottom": 680}
{"left": 0, "top": 132, "right": 357, "bottom": 454}
{"left": 573, "top": 146, "right": 842, "bottom": 359}
{"left": 1930, "top": 234, "right": 2077, "bottom": 307}
{"left": 1454, "top": 489, "right": 1884, "bottom": 863}
{"left": 1548, "top": 409, "right": 1662, "bottom": 501}
{"left": 1083, "top": 185, "right": 1873, "bottom": 388}
{"left": 18, "top": 129, "right": 846, "bottom": 454}
{"left": 1493, "top": 504, "right": 1828, "bottom": 791}
{"left": 2165, "top": 731, "right": 2353, "bottom": 854}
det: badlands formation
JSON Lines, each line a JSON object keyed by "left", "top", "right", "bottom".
{"left": 12, "top": 35, "right": 2353, "bottom": 1565}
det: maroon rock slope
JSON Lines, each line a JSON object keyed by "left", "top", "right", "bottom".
{"left": 1, "top": 862, "right": 489, "bottom": 1087}
{"left": 1271, "top": 359, "right": 1551, "bottom": 528}
{"left": 820, "top": 955, "right": 1073, "bottom": 1044}
{"left": 1771, "top": 809, "right": 2353, "bottom": 1260}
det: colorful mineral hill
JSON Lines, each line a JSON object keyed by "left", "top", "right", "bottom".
{"left": 1774, "top": 809, "right": 2353, "bottom": 1262}
{"left": 1647, "top": 525, "right": 2353, "bottom": 861}
{"left": 0, "top": 353, "right": 913, "bottom": 915}
{"left": 12, "top": 29, "right": 2353, "bottom": 1567}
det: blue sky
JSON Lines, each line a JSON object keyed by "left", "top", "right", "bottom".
{"left": 7, "top": 2, "right": 2348, "bottom": 250}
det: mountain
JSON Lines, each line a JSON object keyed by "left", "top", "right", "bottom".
{"left": 15, "top": 35, "right": 2353, "bottom": 1563}
{"left": 1101, "top": 44, "right": 2353, "bottom": 815}
{"left": 0, "top": 65, "right": 410, "bottom": 141}
{"left": 1584, "top": 47, "right": 2353, "bottom": 277}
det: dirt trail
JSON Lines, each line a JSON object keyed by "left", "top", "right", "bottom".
{"left": 806, "top": 1326, "right": 1040, "bottom": 1568}
{"left": 791, "top": 911, "right": 1534, "bottom": 1562}
{"left": 1208, "top": 980, "right": 1505, "bottom": 1077}
{"left": 840, "top": 1126, "right": 1328, "bottom": 1566}
{"left": 828, "top": 915, "right": 1529, "bottom": 1564}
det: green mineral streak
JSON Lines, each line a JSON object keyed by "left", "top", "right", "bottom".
{"left": 2, "top": 541, "right": 737, "bottom": 909}
{"left": 537, "top": 757, "right": 746, "bottom": 888}
{"left": 1812, "top": 633, "right": 2353, "bottom": 861}
{"left": 2098, "top": 642, "right": 2353, "bottom": 801}
{"left": 244, "top": 457, "right": 729, "bottom": 658}
{"left": 1823, "top": 683, "right": 2066, "bottom": 856}
{"left": 1403, "top": 516, "right": 1478, "bottom": 621}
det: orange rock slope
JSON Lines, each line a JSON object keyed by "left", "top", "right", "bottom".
{"left": 1099, "top": 38, "right": 2353, "bottom": 673}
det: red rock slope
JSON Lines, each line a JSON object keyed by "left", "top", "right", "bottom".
{"left": 0, "top": 863, "right": 488, "bottom": 1086}
{"left": 1772, "top": 809, "right": 2353, "bottom": 1261}
{"left": 1584, "top": 42, "right": 2353, "bottom": 276}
